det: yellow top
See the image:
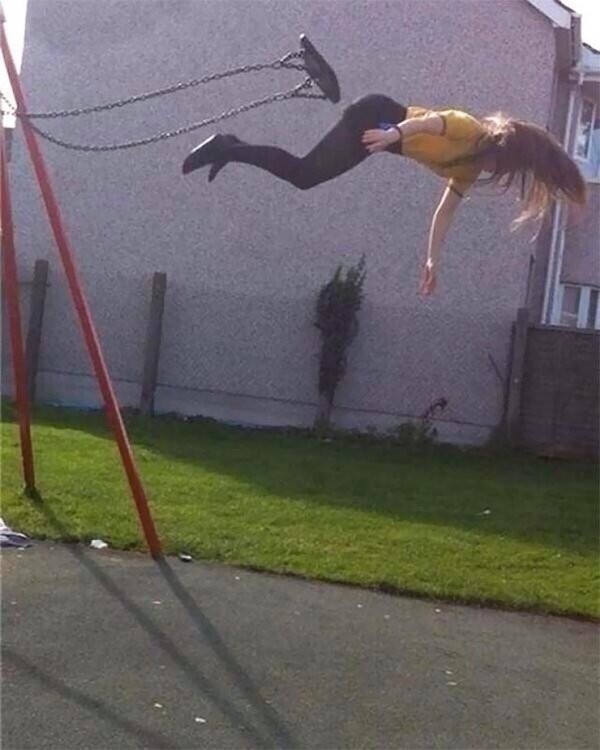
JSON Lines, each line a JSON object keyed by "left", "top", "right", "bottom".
{"left": 403, "top": 106, "right": 488, "bottom": 195}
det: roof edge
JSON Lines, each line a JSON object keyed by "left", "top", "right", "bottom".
{"left": 524, "top": 0, "right": 574, "bottom": 29}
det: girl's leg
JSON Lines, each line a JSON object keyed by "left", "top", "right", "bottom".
{"left": 225, "top": 94, "right": 407, "bottom": 189}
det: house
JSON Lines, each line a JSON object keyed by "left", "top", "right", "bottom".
{"left": 525, "top": 0, "right": 600, "bottom": 329}
{"left": 551, "top": 41, "right": 600, "bottom": 329}
{"left": 2, "top": 0, "right": 598, "bottom": 448}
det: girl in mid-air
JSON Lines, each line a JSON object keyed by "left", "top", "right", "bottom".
{"left": 182, "top": 94, "right": 586, "bottom": 295}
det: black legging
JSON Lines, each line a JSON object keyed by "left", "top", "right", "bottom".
{"left": 225, "top": 94, "right": 407, "bottom": 189}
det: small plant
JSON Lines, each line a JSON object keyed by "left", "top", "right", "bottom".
{"left": 390, "top": 397, "right": 448, "bottom": 446}
{"left": 313, "top": 256, "right": 367, "bottom": 434}
{"left": 419, "top": 397, "right": 448, "bottom": 442}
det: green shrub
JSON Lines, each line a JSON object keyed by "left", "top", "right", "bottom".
{"left": 314, "top": 256, "right": 366, "bottom": 433}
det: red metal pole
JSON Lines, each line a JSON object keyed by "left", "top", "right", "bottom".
{"left": 0, "top": 24, "right": 162, "bottom": 557}
{"left": 1, "top": 124, "right": 36, "bottom": 493}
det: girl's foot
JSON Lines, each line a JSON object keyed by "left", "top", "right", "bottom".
{"left": 208, "top": 135, "right": 243, "bottom": 182}
{"left": 182, "top": 134, "right": 241, "bottom": 176}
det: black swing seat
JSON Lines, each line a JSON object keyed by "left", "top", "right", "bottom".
{"left": 300, "top": 35, "right": 341, "bottom": 104}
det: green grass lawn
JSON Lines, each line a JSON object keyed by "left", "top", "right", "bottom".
{"left": 1, "top": 402, "right": 598, "bottom": 618}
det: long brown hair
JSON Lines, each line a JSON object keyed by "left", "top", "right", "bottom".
{"left": 449, "top": 113, "right": 587, "bottom": 229}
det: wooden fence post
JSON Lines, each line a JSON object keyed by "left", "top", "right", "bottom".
{"left": 506, "top": 307, "right": 530, "bottom": 443}
{"left": 140, "top": 272, "right": 167, "bottom": 416}
{"left": 25, "top": 259, "right": 49, "bottom": 401}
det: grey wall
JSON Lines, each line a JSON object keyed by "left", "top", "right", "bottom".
{"left": 561, "top": 80, "right": 600, "bottom": 289}
{"left": 5, "top": 0, "right": 558, "bottom": 444}
{"left": 562, "top": 185, "right": 600, "bottom": 286}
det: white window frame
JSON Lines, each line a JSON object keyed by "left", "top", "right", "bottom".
{"left": 575, "top": 96, "right": 600, "bottom": 183}
{"left": 553, "top": 283, "right": 600, "bottom": 330}
{"left": 575, "top": 98, "right": 595, "bottom": 161}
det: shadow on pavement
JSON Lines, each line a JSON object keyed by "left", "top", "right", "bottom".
{"left": 24, "top": 496, "right": 296, "bottom": 749}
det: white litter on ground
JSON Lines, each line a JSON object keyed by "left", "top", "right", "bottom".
{"left": 0, "top": 518, "right": 31, "bottom": 548}
{"left": 90, "top": 539, "right": 108, "bottom": 550}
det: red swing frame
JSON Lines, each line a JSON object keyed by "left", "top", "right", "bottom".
{"left": 1, "top": 8, "right": 162, "bottom": 558}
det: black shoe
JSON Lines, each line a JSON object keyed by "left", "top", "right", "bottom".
{"left": 182, "top": 134, "right": 239, "bottom": 176}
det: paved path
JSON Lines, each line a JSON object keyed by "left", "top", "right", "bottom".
{"left": 1, "top": 543, "right": 598, "bottom": 749}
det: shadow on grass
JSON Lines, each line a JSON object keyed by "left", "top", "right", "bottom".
{"left": 18, "top": 492, "right": 297, "bottom": 750}
{"left": 5, "top": 401, "right": 599, "bottom": 556}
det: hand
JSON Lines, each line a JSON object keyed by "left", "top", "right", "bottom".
{"left": 361, "top": 128, "right": 400, "bottom": 154}
{"left": 419, "top": 259, "right": 437, "bottom": 296}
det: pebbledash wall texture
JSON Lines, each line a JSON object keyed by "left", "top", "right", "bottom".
{"left": 562, "top": 187, "right": 600, "bottom": 286}
{"left": 5, "top": 0, "right": 558, "bottom": 444}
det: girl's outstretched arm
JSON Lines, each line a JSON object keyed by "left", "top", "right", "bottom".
{"left": 362, "top": 113, "right": 444, "bottom": 152}
{"left": 420, "top": 185, "right": 463, "bottom": 295}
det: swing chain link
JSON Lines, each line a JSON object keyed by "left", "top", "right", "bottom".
{"left": 0, "top": 49, "right": 327, "bottom": 153}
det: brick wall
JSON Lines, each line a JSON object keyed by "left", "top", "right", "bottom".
{"left": 519, "top": 325, "right": 599, "bottom": 457}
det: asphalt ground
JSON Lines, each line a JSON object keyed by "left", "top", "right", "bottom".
{"left": 1, "top": 542, "right": 598, "bottom": 749}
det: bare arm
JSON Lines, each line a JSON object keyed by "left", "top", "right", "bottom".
{"left": 398, "top": 112, "right": 444, "bottom": 138}
{"left": 420, "top": 185, "right": 463, "bottom": 295}
{"left": 362, "top": 113, "right": 444, "bottom": 152}
{"left": 427, "top": 185, "right": 462, "bottom": 265}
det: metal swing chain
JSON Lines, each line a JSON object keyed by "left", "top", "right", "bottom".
{"left": 2, "top": 78, "right": 320, "bottom": 152}
{"left": 0, "top": 48, "right": 326, "bottom": 153}
{"left": 2, "top": 50, "right": 306, "bottom": 120}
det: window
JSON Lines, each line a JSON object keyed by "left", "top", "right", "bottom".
{"left": 576, "top": 99, "right": 595, "bottom": 160}
{"left": 587, "top": 288, "right": 599, "bottom": 329}
{"left": 556, "top": 284, "right": 600, "bottom": 330}
{"left": 559, "top": 285, "right": 581, "bottom": 327}
{"left": 575, "top": 98, "right": 600, "bottom": 182}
